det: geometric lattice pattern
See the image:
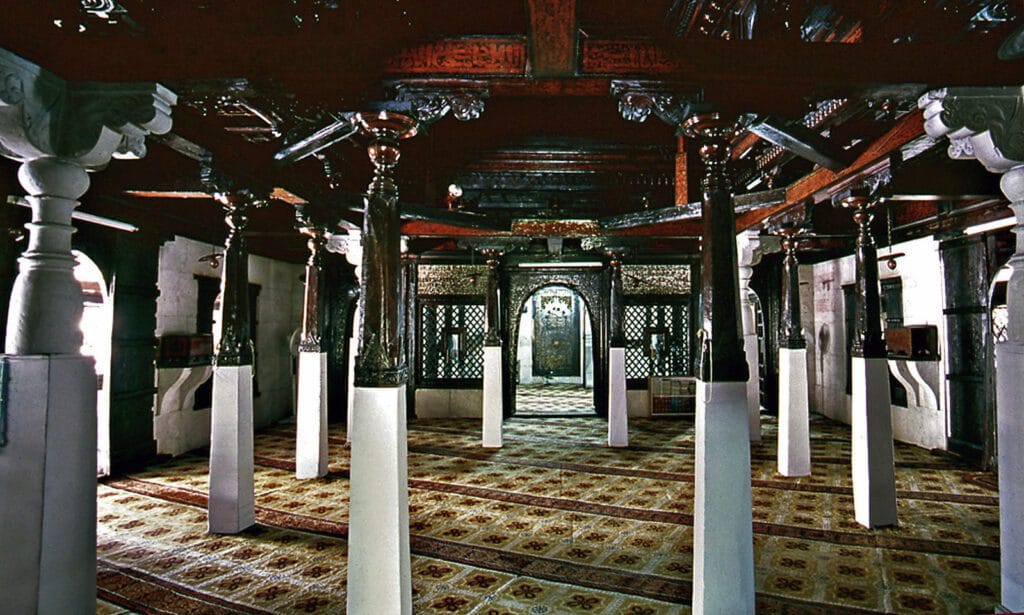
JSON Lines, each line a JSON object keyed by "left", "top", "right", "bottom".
{"left": 421, "top": 302, "right": 484, "bottom": 381}
{"left": 624, "top": 302, "right": 691, "bottom": 379}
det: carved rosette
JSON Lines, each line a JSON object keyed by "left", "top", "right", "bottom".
{"left": 354, "top": 111, "right": 417, "bottom": 387}
{"left": 390, "top": 80, "right": 489, "bottom": 126}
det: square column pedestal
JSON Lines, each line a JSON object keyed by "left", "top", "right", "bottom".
{"left": 778, "top": 348, "right": 811, "bottom": 477}
{"left": 296, "top": 351, "right": 329, "bottom": 479}
{"left": 744, "top": 331, "right": 761, "bottom": 441}
{"left": 209, "top": 364, "right": 255, "bottom": 534}
{"left": 851, "top": 357, "right": 897, "bottom": 528}
{"left": 0, "top": 355, "right": 97, "bottom": 614}
{"left": 482, "top": 345, "right": 503, "bottom": 448}
{"left": 608, "top": 346, "right": 628, "bottom": 447}
{"left": 693, "top": 380, "right": 755, "bottom": 615}
{"left": 997, "top": 342, "right": 1024, "bottom": 612}
{"left": 347, "top": 385, "right": 412, "bottom": 615}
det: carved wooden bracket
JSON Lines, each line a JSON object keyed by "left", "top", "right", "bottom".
{"left": 920, "top": 86, "right": 1024, "bottom": 172}
{"left": 387, "top": 79, "right": 489, "bottom": 127}
{"left": 0, "top": 48, "right": 175, "bottom": 168}
{"left": 610, "top": 80, "right": 705, "bottom": 132}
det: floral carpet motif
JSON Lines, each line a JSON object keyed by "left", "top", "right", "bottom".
{"left": 516, "top": 383, "right": 595, "bottom": 414}
{"left": 97, "top": 413, "right": 1000, "bottom": 614}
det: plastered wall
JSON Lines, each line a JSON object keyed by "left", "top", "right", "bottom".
{"left": 153, "top": 236, "right": 303, "bottom": 456}
{"left": 804, "top": 237, "right": 948, "bottom": 450}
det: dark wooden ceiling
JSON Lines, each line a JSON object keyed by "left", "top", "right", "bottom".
{"left": 0, "top": 0, "right": 1020, "bottom": 262}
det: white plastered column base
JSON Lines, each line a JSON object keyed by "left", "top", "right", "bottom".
{"left": 997, "top": 342, "right": 1024, "bottom": 612}
{"left": 347, "top": 385, "right": 412, "bottom": 615}
{"left": 346, "top": 336, "right": 356, "bottom": 444}
{"left": 851, "top": 357, "right": 897, "bottom": 528}
{"left": 778, "top": 347, "right": 811, "bottom": 477}
{"left": 0, "top": 355, "right": 96, "bottom": 614}
{"left": 482, "top": 345, "right": 503, "bottom": 448}
{"left": 744, "top": 332, "right": 761, "bottom": 441}
{"left": 296, "top": 351, "right": 329, "bottom": 479}
{"left": 608, "top": 346, "right": 628, "bottom": 447}
{"left": 208, "top": 364, "right": 255, "bottom": 534}
{"left": 693, "top": 380, "right": 755, "bottom": 615}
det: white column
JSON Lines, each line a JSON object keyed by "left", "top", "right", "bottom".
{"left": 607, "top": 346, "right": 628, "bottom": 447}
{"left": 997, "top": 178, "right": 1024, "bottom": 611}
{"left": 347, "top": 385, "right": 411, "bottom": 613}
{"left": 851, "top": 357, "right": 897, "bottom": 527}
{"left": 482, "top": 346, "right": 503, "bottom": 447}
{"left": 208, "top": 364, "right": 256, "bottom": 533}
{"left": 0, "top": 49, "right": 174, "bottom": 614}
{"left": 778, "top": 348, "right": 811, "bottom": 476}
{"left": 693, "top": 380, "right": 755, "bottom": 615}
{"left": 296, "top": 351, "right": 328, "bottom": 478}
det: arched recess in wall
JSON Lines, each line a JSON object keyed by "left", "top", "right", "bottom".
{"left": 73, "top": 250, "right": 113, "bottom": 477}
{"left": 514, "top": 285, "right": 596, "bottom": 415}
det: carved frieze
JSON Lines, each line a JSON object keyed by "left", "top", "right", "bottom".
{"left": 383, "top": 37, "right": 527, "bottom": 75}
{"left": 0, "top": 49, "right": 175, "bottom": 168}
{"left": 582, "top": 40, "right": 679, "bottom": 74}
{"left": 417, "top": 264, "right": 488, "bottom": 296}
{"left": 621, "top": 265, "right": 691, "bottom": 295}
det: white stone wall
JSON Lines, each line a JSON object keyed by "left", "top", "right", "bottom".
{"left": 805, "top": 237, "right": 948, "bottom": 450}
{"left": 153, "top": 236, "right": 303, "bottom": 456}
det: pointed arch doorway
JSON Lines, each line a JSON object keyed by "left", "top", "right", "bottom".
{"left": 515, "top": 285, "right": 594, "bottom": 415}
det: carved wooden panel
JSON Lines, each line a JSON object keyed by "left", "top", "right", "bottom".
{"left": 622, "top": 264, "right": 691, "bottom": 295}
{"left": 417, "top": 264, "right": 488, "bottom": 296}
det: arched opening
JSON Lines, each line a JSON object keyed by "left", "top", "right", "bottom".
{"left": 514, "top": 285, "right": 594, "bottom": 415}
{"left": 73, "top": 250, "right": 113, "bottom": 477}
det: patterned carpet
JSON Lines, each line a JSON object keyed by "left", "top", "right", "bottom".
{"left": 516, "top": 384, "right": 595, "bottom": 414}
{"left": 95, "top": 413, "right": 1001, "bottom": 614}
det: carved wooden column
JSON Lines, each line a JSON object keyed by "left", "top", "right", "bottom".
{"left": 614, "top": 81, "right": 755, "bottom": 613}
{"left": 481, "top": 249, "right": 504, "bottom": 447}
{"left": 295, "top": 212, "right": 330, "bottom": 479}
{"left": 685, "top": 113, "right": 755, "bottom": 615}
{"left": 777, "top": 227, "right": 811, "bottom": 477}
{"left": 838, "top": 190, "right": 897, "bottom": 529}
{"left": 920, "top": 86, "right": 1024, "bottom": 612}
{"left": 0, "top": 49, "right": 174, "bottom": 613}
{"left": 606, "top": 250, "right": 629, "bottom": 447}
{"left": 202, "top": 172, "right": 266, "bottom": 535}
{"left": 347, "top": 110, "right": 417, "bottom": 615}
